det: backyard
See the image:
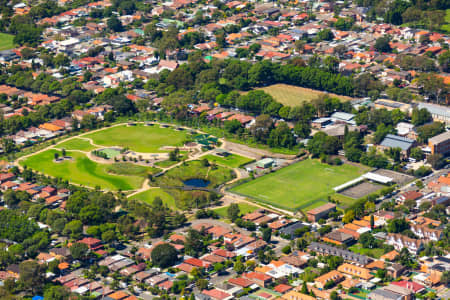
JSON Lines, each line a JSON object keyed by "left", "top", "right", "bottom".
{"left": 230, "top": 159, "right": 369, "bottom": 211}
{"left": 0, "top": 33, "right": 15, "bottom": 51}
{"left": 254, "top": 84, "right": 353, "bottom": 107}
{"left": 20, "top": 149, "right": 153, "bottom": 191}
{"left": 83, "top": 124, "right": 189, "bottom": 153}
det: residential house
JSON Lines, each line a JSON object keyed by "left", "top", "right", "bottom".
{"left": 314, "top": 270, "right": 344, "bottom": 289}
{"left": 337, "top": 263, "right": 373, "bottom": 280}
{"left": 386, "top": 233, "right": 425, "bottom": 254}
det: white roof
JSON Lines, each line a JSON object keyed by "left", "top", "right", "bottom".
{"left": 362, "top": 172, "right": 393, "bottom": 184}
{"left": 333, "top": 176, "right": 364, "bottom": 191}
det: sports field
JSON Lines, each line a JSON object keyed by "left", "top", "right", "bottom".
{"left": 230, "top": 159, "right": 369, "bottom": 211}
{"left": 0, "top": 33, "right": 15, "bottom": 51}
{"left": 130, "top": 188, "right": 176, "bottom": 209}
{"left": 84, "top": 124, "right": 189, "bottom": 153}
{"left": 255, "top": 84, "right": 353, "bottom": 107}
{"left": 202, "top": 153, "right": 253, "bottom": 168}
{"left": 57, "top": 138, "right": 96, "bottom": 151}
{"left": 21, "top": 149, "right": 151, "bottom": 191}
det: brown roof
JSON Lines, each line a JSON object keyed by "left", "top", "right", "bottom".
{"left": 307, "top": 203, "right": 336, "bottom": 215}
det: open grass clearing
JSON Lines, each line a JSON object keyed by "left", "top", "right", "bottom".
{"left": 202, "top": 153, "right": 254, "bottom": 168}
{"left": 230, "top": 159, "right": 369, "bottom": 211}
{"left": 253, "top": 84, "right": 353, "bottom": 107}
{"left": 84, "top": 124, "right": 189, "bottom": 153}
{"left": 105, "top": 162, "right": 160, "bottom": 177}
{"left": 57, "top": 138, "right": 96, "bottom": 152}
{"left": 0, "top": 33, "right": 15, "bottom": 51}
{"left": 213, "top": 202, "right": 259, "bottom": 218}
{"left": 348, "top": 244, "right": 385, "bottom": 259}
{"left": 21, "top": 149, "right": 147, "bottom": 191}
{"left": 151, "top": 160, "right": 235, "bottom": 188}
{"left": 129, "top": 188, "right": 176, "bottom": 209}
{"left": 200, "top": 126, "right": 298, "bottom": 155}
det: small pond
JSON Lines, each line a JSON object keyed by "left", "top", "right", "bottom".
{"left": 183, "top": 178, "right": 210, "bottom": 188}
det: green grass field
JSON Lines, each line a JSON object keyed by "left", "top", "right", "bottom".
{"left": 56, "top": 138, "right": 96, "bottom": 152}
{"left": 202, "top": 153, "right": 254, "bottom": 168}
{"left": 231, "top": 159, "right": 369, "bottom": 211}
{"left": 348, "top": 244, "right": 385, "bottom": 259}
{"left": 21, "top": 150, "right": 147, "bottom": 191}
{"left": 254, "top": 84, "right": 353, "bottom": 107}
{"left": 213, "top": 203, "right": 259, "bottom": 218}
{"left": 105, "top": 162, "right": 160, "bottom": 177}
{"left": 84, "top": 124, "right": 189, "bottom": 153}
{"left": 130, "top": 188, "right": 176, "bottom": 209}
{"left": 0, "top": 33, "right": 15, "bottom": 51}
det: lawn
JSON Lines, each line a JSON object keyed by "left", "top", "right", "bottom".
{"left": 56, "top": 138, "right": 96, "bottom": 152}
{"left": 213, "top": 202, "right": 259, "bottom": 218}
{"left": 84, "top": 124, "right": 189, "bottom": 153}
{"left": 0, "top": 33, "right": 15, "bottom": 51}
{"left": 230, "top": 159, "right": 369, "bottom": 211}
{"left": 202, "top": 153, "right": 254, "bottom": 168}
{"left": 129, "top": 188, "right": 176, "bottom": 209}
{"left": 151, "top": 160, "right": 235, "bottom": 188}
{"left": 21, "top": 149, "right": 147, "bottom": 191}
{"left": 105, "top": 162, "right": 160, "bottom": 177}
{"left": 348, "top": 244, "right": 385, "bottom": 259}
{"left": 254, "top": 84, "right": 353, "bottom": 107}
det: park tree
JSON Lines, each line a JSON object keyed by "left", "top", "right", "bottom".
{"left": 151, "top": 243, "right": 178, "bottom": 268}
{"left": 227, "top": 203, "right": 240, "bottom": 222}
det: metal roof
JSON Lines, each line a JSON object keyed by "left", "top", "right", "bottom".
{"left": 380, "top": 134, "right": 415, "bottom": 151}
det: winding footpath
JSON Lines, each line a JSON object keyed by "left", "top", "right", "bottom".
{"left": 14, "top": 121, "right": 299, "bottom": 216}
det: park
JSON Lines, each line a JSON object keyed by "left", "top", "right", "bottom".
{"left": 19, "top": 123, "right": 194, "bottom": 191}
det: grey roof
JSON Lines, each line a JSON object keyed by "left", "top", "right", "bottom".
{"left": 417, "top": 102, "right": 450, "bottom": 119}
{"left": 380, "top": 134, "right": 414, "bottom": 151}
{"left": 428, "top": 130, "right": 450, "bottom": 145}
{"left": 368, "top": 288, "right": 403, "bottom": 300}
{"left": 331, "top": 112, "right": 355, "bottom": 121}
{"left": 279, "top": 222, "right": 309, "bottom": 237}
{"left": 308, "top": 242, "right": 371, "bottom": 265}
